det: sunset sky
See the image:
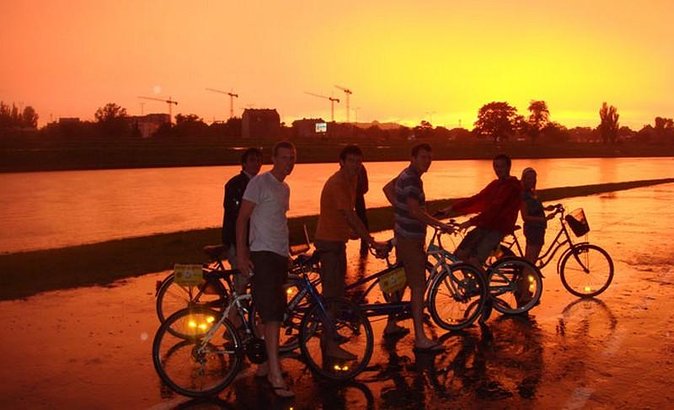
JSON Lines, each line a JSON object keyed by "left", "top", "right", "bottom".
{"left": 2, "top": 1, "right": 673, "bottom": 129}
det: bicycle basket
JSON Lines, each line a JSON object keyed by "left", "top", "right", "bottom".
{"left": 565, "top": 208, "right": 590, "bottom": 237}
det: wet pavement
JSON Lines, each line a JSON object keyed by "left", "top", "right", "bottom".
{"left": 1, "top": 183, "right": 674, "bottom": 409}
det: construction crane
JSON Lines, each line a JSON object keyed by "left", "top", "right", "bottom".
{"left": 138, "top": 96, "right": 178, "bottom": 124}
{"left": 205, "top": 88, "right": 239, "bottom": 120}
{"left": 305, "top": 92, "right": 340, "bottom": 122}
{"left": 334, "top": 85, "right": 352, "bottom": 123}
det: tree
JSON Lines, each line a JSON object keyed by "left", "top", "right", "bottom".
{"left": 175, "top": 113, "right": 201, "bottom": 125}
{"left": 95, "top": 103, "right": 129, "bottom": 137}
{"left": 473, "top": 101, "right": 520, "bottom": 143}
{"left": 527, "top": 100, "right": 550, "bottom": 144}
{"left": 598, "top": 102, "right": 619, "bottom": 144}
{"left": 654, "top": 116, "right": 674, "bottom": 143}
{"left": 22, "top": 106, "right": 39, "bottom": 128}
{"left": 173, "top": 113, "right": 208, "bottom": 137}
{"left": 95, "top": 103, "right": 127, "bottom": 123}
{"left": 413, "top": 120, "right": 433, "bottom": 139}
{"left": 0, "top": 101, "right": 39, "bottom": 130}
{"left": 540, "top": 122, "right": 569, "bottom": 143}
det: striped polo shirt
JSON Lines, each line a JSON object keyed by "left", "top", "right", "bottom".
{"left": 393, "top": 165, "right": 426, "bottom": 239}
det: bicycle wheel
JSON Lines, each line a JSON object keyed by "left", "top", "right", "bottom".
{"left": 249, "top": 278, "right": 311, "bottom": 353}
{"left": 560, "top": 244, "right": 614, "bottom": 297}
{"left": 428, "top": 262, "right": 487, "bottom": 330}
{"left": 152, "top": 307, "right": 242, "bottom": 398}
{"left": 156, "top": 273, "right": 228, "bottom": 326}
{"left": 487, "top": 257, "right": 543, "bottom": 315}
{"left": 299, "top": 298, "right": 373, "bottom": 381}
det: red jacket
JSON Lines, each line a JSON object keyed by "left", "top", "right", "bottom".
{"left": 452, "top": 176, "right": 522, "bottom": 235}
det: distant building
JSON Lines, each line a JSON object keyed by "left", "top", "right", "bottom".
{"left": 58, "top": 117, "right": 80, "bottom": 124}
{"left": 128, "top": 113, "right": 170, "bottom": 138}
{"left": 242, "top": 109, "right": 280, "bottom": 139}
{"left": 292, "top": 118, "right": 326, "bottom": 138}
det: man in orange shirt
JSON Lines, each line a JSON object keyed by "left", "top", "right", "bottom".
{"left": 315, "top": 144, "right": 386, "bottom": 358}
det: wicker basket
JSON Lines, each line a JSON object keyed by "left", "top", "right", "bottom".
{"left": 565, "top": 208, "right": 590, "bottom": 237}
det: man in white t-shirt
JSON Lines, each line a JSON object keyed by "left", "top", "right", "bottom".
{"left": 236, "top": 141, "right": 296, "bottom": 398}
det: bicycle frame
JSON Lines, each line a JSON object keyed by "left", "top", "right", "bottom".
{"left": 346, "top": 225, "right": 466, "bottom": 319}
{"left": 500, "top": 206, "right": 587, "bottom": 274}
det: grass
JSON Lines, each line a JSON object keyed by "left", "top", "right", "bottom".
{"left": 1, "top": 178, "right": 673, "bottom": 300}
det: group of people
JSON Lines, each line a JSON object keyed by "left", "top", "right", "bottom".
{"left": 220, "top": 142, "right": 551, "bottom": 397}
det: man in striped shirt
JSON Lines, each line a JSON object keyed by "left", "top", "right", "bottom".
{"left": 383, "top": 143, "right": 454, "bottom": 353}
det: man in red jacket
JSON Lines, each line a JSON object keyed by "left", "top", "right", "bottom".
{"left": 441, "top": 154, "right": 522, "bottom": 321}
{"left": 443, "top": 154, "right": 522, "bottom": 266}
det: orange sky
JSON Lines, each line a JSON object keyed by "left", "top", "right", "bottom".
{"left": 2, "top": 1, "right": 673, "bottom": 129}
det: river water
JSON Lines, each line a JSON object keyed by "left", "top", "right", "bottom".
{"left": 1, "top": 157, "right": 673, "bottom": 253}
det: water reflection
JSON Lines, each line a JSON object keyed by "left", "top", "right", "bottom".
{"left": 428, "top": 316, "right": 544, "bottom": 401}
{"left": 556, "top": 298, "right": 618, "bottom": 348}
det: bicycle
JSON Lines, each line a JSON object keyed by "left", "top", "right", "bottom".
{"left": 495, "top": 203, "right": 614, "bottom": 298}
{"left": 342, "top": 231, "right": 488, "bottom": 333}
{"left": 153, "top": 258, "right": 374, "bottom": 397}
{"left": 426, "top": 219, "right": 544, "bottom": 316}
{"left": 155, "top": 244, "right": 321, "bottom": 352}
{"left": 152, "top": 269, "right": 266, "bottom": 398}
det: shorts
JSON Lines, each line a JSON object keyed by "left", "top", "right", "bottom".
{"left": 315, "top": 240, "right": 347, "bottom": 299}
{"left": 250, "top": 251, "right": 289, "bottom": 323}
{"left": 394, "top": 235, "right": 426, "bottom": 290}
{"left": 456, "top": 227, "right": 504, "bottom": 264}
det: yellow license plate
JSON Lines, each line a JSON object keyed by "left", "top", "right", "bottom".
{"left": 174, "top": 264, "right": 204, "bottom": 286}
{"left": 379, "top": 267, "right": 407, "bottom": 293}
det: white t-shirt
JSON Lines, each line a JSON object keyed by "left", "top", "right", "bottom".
{"left": 242, "top": 171, "right": 290, "bottom": 257}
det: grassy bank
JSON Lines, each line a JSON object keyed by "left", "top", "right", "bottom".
{"left": 1, "top": 178, "right": 673, "bottom": 300}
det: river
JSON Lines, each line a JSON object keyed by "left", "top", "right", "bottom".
{"left": 1, "top": 157, "right": 672, "bottom": 253}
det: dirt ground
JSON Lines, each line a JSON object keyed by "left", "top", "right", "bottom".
{"left": 1, "top": 184, "right": 673, "bottom": 409}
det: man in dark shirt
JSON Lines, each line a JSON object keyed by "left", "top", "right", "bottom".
{"left": 443, "top": 154, "right": 522, "bottom": 266}
{"left": 441, "top": 154, "right": 522, "bottom": 321}
{"left": 222, "top": 147, "right": 262, "bottom": 293}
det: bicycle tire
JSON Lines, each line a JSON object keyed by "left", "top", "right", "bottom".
{"left": 152, "top": 307, "right": 242, "bottom": 398}
{"left": 298, "top": 298, "right": 373, "bottom": 382}
{"left": 156, "top": 273, "right": 228, "bottom": 326}
{"left": 560, "top": 244, "right": 614, "bottom": 297}
{"left": 487, "top": 257, "right": 543, "bottom": 315}
{"left": 427, "top": 262, "right": 487, "bottom": 330}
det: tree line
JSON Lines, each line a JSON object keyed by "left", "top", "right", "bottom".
{"left": 0, "top": 102, "right": 39, "bottom": 130}
{"left": 2, "top": 100, "right": 673, "bottom": 145}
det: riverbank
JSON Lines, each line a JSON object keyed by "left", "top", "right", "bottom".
{"left": 1, "top": 178, "right": 672, "bottom": 301}
{"left": 2, "top": 138, "right": 674, "bottom": 172}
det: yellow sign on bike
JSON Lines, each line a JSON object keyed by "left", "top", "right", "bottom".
{"left": 174, "top": 264, "right": 204, "bottom": 286}
{"left": 379, "top": 267, "right": 407, "bottom": 293}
